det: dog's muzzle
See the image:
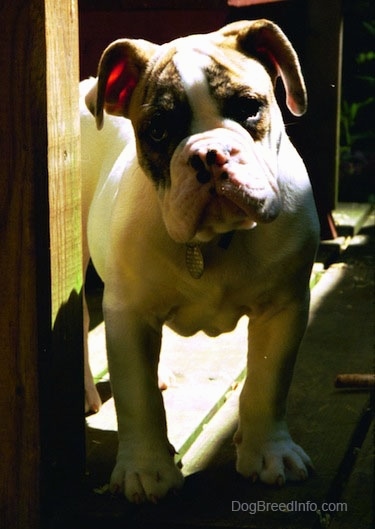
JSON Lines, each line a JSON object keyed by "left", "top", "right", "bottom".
{"left": 187, "top": 138, "right": 281, "bottom": 224}
{"left": 164, "top": 128, "right": 281, "bottom": 244}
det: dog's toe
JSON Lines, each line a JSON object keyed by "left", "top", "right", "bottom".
{"left": 283, "top": 446, "right": 312, "bottom": 482}
{"left": 158, "top": 364, "right": 175, "bottom": 391}
{"left": 84, "top": 385, "right": 102, "bottom": 414}
{"left": 110, "top": 460, "right": 184, "bottom": 503}
{"left": 236, "top": 433, "right": 312, "bottom": 486}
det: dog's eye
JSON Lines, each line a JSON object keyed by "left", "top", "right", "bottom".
{"left": 147, "top": 115, "right": 169, "bottom": 143}
{"left": 225, "top": 96, "right": 262, "bottom": 124}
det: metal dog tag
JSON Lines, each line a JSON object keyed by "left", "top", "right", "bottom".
{"left": 185, "top": 244, "right": 204, "bottom": 279}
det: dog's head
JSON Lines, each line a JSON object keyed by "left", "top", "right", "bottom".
{"left": 86, "top": 20, "right": 307, "bottom": 243}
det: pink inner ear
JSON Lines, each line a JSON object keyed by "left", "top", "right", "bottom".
{"left": 104, "top": 60, "right": 137, "bottom": 115}
{"left": 256, "top": 46, "right": 279, "bottom": 76}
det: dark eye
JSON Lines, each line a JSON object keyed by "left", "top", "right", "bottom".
{"left": 225, "top": 96, "right": 262, "bottom": 124}
{"left": 147, "top": 114, "right": 169, "bottom": 143}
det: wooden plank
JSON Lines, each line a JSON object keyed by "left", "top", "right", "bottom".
{"left": 315, "top": 203, "right": 374, "bottom": 268}
{"left": 329, "top": 421, "right": 374, "bottom": 529}
{"left": 332, "top": 202, "right": 373, "bottom": 237}
{"left": 79, "top": 0, "right": 228, "bottom": 10}
{"left": 302, "top": 0, "right": 343, "bottom": 237}
{"left": 46, "top": 0, "right": 82, "bottom": 323}
{"left": 0, "top": 2, "right": 83, "bottom": 528}
{"left": 0, "top": 3, "right": 48, "bottom": 528}
{"left": 41, "top": 0, "right": 85, "bottom": 507}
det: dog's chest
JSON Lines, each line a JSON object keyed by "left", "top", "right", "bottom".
{"left": 131, "top": 224, "right": 297, "bottom": 336}
{"left": 165, "top": 290, "right": 249, "bottom": 337}
{"left": 164, "top": 268, "right": 251, "bottom": 334}
{"left": 157, "top": 255, "right": 280, "bottom": 337}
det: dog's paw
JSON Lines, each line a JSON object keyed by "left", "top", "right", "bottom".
{"left": 110, "top": 447, "right": 184, "bottom": 503}
{"left": 84, "top": 383, "right": 102, "bottom": 414}
{"left": 234, "top": 429, "right": 313, "bottom": 486}
{"left": 158, "top": 363, "right": 175, "bottom": 391}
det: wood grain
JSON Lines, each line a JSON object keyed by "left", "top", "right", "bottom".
{"left": 0, "top": 1, "right": 83, "bottom": 527}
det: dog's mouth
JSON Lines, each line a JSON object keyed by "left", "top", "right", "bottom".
{"left": 191, "top": 147, "right": 281, "bottom": 240}
{"left": 190, "top": 176, "right": 279, "bottom": 242}
{"left": 164, "top": 129, "right": 281, "bottom": 243}
{"left": 216, "top": 174, "right": 281, "bottom": 223}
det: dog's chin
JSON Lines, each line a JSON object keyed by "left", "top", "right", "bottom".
{"left": 164, "top": 196, "right": 263, "bottom": 244}
{"left": 163, "top": 152, "right": 281, "bottom": 244}
{"left": 194, "top": 217, "right": 258, "bottom": 243}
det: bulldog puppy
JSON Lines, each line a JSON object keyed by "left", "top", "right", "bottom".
{"left": 80, "top": 19, "right": 319, "bottom": 504}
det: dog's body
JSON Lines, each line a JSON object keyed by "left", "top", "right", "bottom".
{"left": 81, "top": 20, "right": 319, "bottom": 504}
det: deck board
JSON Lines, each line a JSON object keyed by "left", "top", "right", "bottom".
{"left": 332, "top": 202, "right": 373, "bottom": 236}
{"left": 329, "top": 421, "right": 374, "bottom": 529}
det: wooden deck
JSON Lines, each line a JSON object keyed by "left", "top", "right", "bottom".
{"left": 55, "top": 203, "right": 373, "bottom": 529}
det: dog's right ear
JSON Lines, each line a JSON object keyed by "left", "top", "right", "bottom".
{"left": 85, "top": 39, "right": 158, "bottom": 130}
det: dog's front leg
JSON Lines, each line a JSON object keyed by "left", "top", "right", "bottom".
{"left": 235, "top": 294, "right": 313, "bottom": 485}
{"left": 83, "top": 292, "right": 102, "bottom": 413}
{"left": 104, "top": 299, "right": 184, "bottom": 503}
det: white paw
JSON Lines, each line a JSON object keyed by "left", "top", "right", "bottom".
{"left": 158, "top": 363, "right": 175, "bottom": 391}
{"left": 235, "top": 430, "right": 312, "bottom": 486}
{"left": 110, "top": 446, "right": 184, "bottom": 503}
{"left": 84, "top": 383, "right": 102, "bottom": 414}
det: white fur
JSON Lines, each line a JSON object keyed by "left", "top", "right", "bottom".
{"left": 80, "top": 36, "right": 319, "bottom": 503}
{"left": 173, "top": 49, "right": 219, "bottom": 135}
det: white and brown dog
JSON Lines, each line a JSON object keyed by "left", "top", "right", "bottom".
{"left": 80, "top": 19, "right": 319, "bottom": 504}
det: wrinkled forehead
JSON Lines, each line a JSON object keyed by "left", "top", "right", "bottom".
{"left": 148, "top": 40, "right": 272, "bottom": 106}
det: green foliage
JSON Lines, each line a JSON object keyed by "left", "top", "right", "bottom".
{"left": 340, "top": 13, "right": 375, "bottom": 153}
{"left": 341, "top": 98, "right": 374, "bottom": 154}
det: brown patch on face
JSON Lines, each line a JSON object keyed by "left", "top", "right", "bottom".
{"left": 205, "top": 62, "right": 271, "bottom": 143}
{"left": 134, "top": 51, "right": 192, "bottom": 188}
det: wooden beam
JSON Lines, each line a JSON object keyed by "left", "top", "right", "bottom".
{"left": 303, "top": 0, "right": 343, "bottom": 238}
{"left": 0, "top": 1, "right": 83, "bottom": 527}
{"left": 41, "top": 0, "right": 85, "bottom": 514}
{"left": 0, "top": 3, "right": 46, "bottom": 527}
{"left": 79, "top": 0, "right": 227, "bottom": 10}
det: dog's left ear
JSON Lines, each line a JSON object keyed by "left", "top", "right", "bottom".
{"left": 85, "top": 39, "right": 158, "bottom": 130}
{"left": 222, "top": 19, "right": 307, "bottom": 116}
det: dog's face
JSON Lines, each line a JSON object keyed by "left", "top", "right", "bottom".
{"left": 86, "top": 20, "right": 307, "bottom": 243}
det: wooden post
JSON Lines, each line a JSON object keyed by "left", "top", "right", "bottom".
{"left": 0, "top": 2, "right": 83, "bottom": 528}
{"left": 303, "top": 0, "right": 343, "bottom": 238}
{"left": 42, "top": 0, "right": 85, "bottom": 516}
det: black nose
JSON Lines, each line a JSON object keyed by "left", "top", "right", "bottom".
{"left": 196, "top": 169, "right": 211, "bottom": 184}
{"left": 206, "top": 149, "right": 218, "bottom": 166}
{"left": 189, "top": 153, "right": 205, "bottom": 171}
{"left": 189, "top": 148, "right": 230, "bottom": 185}
{"left": 189, "top": 154, "right": 211, "bottom": 184}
